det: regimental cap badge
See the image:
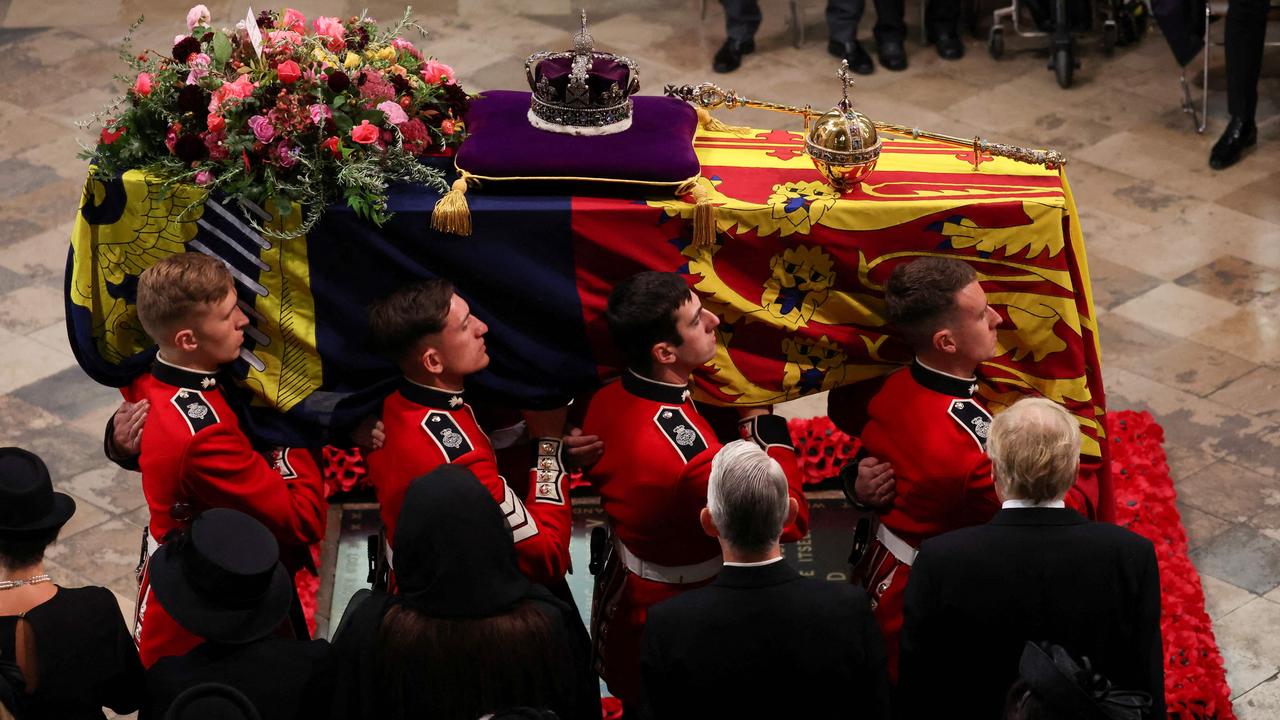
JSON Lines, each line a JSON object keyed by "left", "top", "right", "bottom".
{"left": 524, "top": 9, "right": 640, "bottom": 136}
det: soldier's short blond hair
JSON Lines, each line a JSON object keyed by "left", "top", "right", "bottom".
{"left": 987, "top": 397, "right": 1080, "bottom": 503}
{"left": 136, "top": 254, "right": 234, "bottom": 342}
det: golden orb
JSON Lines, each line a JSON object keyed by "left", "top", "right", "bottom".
{"left": 804, "top": 60, "right": 881, "bottom": 192}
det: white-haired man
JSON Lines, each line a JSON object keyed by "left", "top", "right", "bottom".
{"left": 639, "top": 440, "right": 891, "bottom": 720}
{"left": 897, "top": 398, "right": 1164, "bottom": 720}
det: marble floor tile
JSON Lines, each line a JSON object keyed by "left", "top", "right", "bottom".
{"left": 60, "top": 463, "right": 146, "bottom": 516}
{"left": 1176, "top": 461, "right": 1278, "bottom": 525}
{"left": 58, "top": 492, "right": 110, "bottom": 539}
{"left": 1217, "top": 171, "right": 1280, "bottom": 226}
{"left": 1176, "top": 257, "right": 1280, "bottom": 307}
{"left": 1111, "top": 283, "right": 1243, "bottom": 342}
{"left": 1214, "top": 598, "right": 1280, "bottom": 694}
{"left": 1179, "top": 502, "right": 1232, "bottom": 553}
{"left": 1087, "top": 255, "right": 1163, "bottom": 310}
{"left": 1235, "top": 675, "right": 1280, "bottom": 720}
{"left": 1097, "top": 312, "right": 1255, "bottom": 398}
{"left": 0, "top": 326, "right": 77, "bottom": 393}
{"left": 1210, "top": 367, "right": 1280, "bottom": 420}
{"left": 1222, "top": 645, "right": 1280, "bottom": 702}
{"left": 0, "top": 221, "right": 75, "bottom": 280}
{"left": 1202, "top": 574, "right": 1263, "bottom": 622}
{"left": 44, "top": 516, "right": 144, "bottom": 590}
{"left": 0, "top": 283, "right": 71, "bottom": 334}
{"left": 11, "top": 365, "right": 120, "bottom": 420}
{"left": 0, "top": 393, "right": 62, "bottom": 437}
{"left": 1193, "top": 292, "right": 1280, "bottom": 367}
{"left": 1164, "top": 442, "right": 1218, "bottom": 480}
{"left": 26, "top": 320, "right": 74, "bottom": 357}
{"left": 1189, "top": 524, "right": 1280, "bottom": 596}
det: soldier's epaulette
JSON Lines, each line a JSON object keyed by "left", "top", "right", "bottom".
{"left": 421, "top": 410, "right": 474, "bottom": 462}
{"left": 653, "top": 406, "right": 708, "bottom": 463}
{"left": 947, "top": 398, "right": 993, "bottom": 451}
{"left": 170, "top": 389, "right": 220, "bottom": 435}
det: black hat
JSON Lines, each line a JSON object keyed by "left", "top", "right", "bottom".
{"left": 163, "top": 683, "right": 262, "bottom": 720}
{"left": 149, "top": 508, "right": 292, "bottom": 644}
{"left": 1017, "top": 642, "right": 1151, "bottom": 720}
{"left": 0, "top": 447, "right": 75, "bottom": 539}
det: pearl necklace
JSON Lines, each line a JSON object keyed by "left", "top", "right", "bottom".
{"left": 0, "top": 575, "right": 51, "bottom": 590}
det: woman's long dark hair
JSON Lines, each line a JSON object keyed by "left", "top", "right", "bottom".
{"left": 374, "top": 598, "right": 571, "bottom": 720}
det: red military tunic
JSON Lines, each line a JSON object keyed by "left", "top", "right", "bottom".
{"left": 582, "top": 371, "right": 810, "bottom": 706}
{"left": 122, "top": 359, "right": 326, "bottom": 666}
{"left": 840, "top": 360, "right": 1096, "bottom": 682}
{"left": 365, "top": 381, "right": 572, "bottom": 586}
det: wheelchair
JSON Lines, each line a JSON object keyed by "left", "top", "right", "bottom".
{"left": 986, "top": 0, "right": 1150, "bottom": 88}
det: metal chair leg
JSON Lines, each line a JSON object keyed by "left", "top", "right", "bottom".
{"left": 1180, "top": 69, "right": 1201, "bottom": 131}
{"left": 791, "top": 0, "right": 805, "bottom": 48}
{"left": 1200, "top": 3, "right": 1210, "bottom": 133}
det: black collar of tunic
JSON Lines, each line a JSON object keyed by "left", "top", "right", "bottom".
{"left": 151, "top": 359, "right": 220, "bottom": 391}
{"left": 622, "top": 369, "right": 691, "bottom": 405}
{"left": 910, "top": 359, "right": 979, "bottom": 398}
{"left": 400, "top": 380, "right": 466, "bottom": 410}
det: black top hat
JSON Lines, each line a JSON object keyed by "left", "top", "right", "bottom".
{"left": 163, "top": 683, "right": 263, "bottom": 720}
{"left": 0, "top": 447, "right": 75, "bottom": 539}
{"left": 149, "top": 508, "right": 293, "bottom": 644}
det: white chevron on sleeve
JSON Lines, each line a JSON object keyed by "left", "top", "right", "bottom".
{"left": 499, "top": 478, "right": 539, "bottom": 543}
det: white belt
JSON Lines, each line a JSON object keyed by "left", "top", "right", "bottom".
{"left": 616, "top": 539, "right": 722, "bottom": 585}
{"left": 876, "top": 524, "right": 918, "bottom": 567}
{"left": 146, "top": 532, "right": 160, "bottom": 557}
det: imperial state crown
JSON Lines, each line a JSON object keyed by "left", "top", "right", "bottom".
{"left": 524, "top": 10, "right": 640, "bottom": 136}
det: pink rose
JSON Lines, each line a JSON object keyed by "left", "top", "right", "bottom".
{"left": 281, "top": 7, "right": 306, "bottom": 33}
{"left": 276, "top": 59, "right": 302, "bottom": 84}
{"left": 313, "top": 16, "right": 346, "bottom": 42}
{"left": 440, "top": 118, "right": 456, "bottom": 135}
{"left": 377, "top": 100, "right": 408, "bottom": 125}
{"left": 308, "top": 103, "right": 332, "bottom": 126}
{"left": 420, "top": 59, "right": 455, "bottom": 85}
{"left": 186, "top": 4, "right": 211, "bottom": 31}
{"left": 165, "top": 123, "right": 181, "bottom": 152}
{"left": 275, "top": 142, "right": 298, "bottom": 168}
{"left": 322, "top": 136, "right": 341, "bottom": 158}
{"left": 266, "top": 30, "right": 303, "bottom": 49}
{"left": 195, "top": 169, "right": 215, "bottom": 186}
{"left": 208, "top": 74, "right": 255, "bottom": 112}
{"left": 185, "top": 53, "right": 211, "bottom": 85}
{"left": 247, "top": 115, "right": 275, "bottom": 143}
{"left": 391, "top": 37, "right": 422, "bottom": 60}
{"left": 133, "top": 72, "right": 153, "bottom": 96}
{"left": 350, "top": 120, "right": 379, "bottom": 145}
{"left": 206, "top": 114, "right": 225, "bottom": 134}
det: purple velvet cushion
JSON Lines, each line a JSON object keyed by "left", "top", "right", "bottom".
{"left": 456, "top": 90, "right": 700, "bottom": 184}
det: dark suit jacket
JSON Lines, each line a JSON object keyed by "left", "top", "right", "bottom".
{"left": 897, "top": 508, "right": 1164, "bottom": 720}
{"left": 142, "top": 636, "right": 333, "bottom": 720}
{"left": 640, "top": 559, "right": 891, "bottom": 720}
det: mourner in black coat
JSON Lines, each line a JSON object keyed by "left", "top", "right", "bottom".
{"left": 141, "top": 509, "right": 333, "bottom": 720}
{"left": 897, "top": 398, "right": 1164, "bottom": 720}
{"left": 640, "top": 440, "right": 891, "bottom": 720}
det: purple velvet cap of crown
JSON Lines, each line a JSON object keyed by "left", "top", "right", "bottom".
{"left": 534, "top": 54, "right": 631, "bottom": 98}
{"left": 457, "top": 90, "right": 700, "bottom": 183}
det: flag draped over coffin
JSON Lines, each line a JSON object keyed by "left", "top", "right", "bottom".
{"left": 65, "top": 125, "right": 1105, "bottom": 463}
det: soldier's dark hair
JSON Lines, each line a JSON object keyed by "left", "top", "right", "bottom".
{"left": 885, "top": 257, "right": 978, "bottom": 351}
{"left": 605, "top": 272, "right": 692, "bottom": 373}
{"left": 368, "top": 279, "right": 456, "bottom": 368}
{"left": 0, "top": 527, "right": 61, "bottom": 571}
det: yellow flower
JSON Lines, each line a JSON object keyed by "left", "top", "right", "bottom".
{"left": 376, "top": 46, "right": 397, "bottom": 62}
{"left": 343, "top": 52, "right": 361, "bottom": 69}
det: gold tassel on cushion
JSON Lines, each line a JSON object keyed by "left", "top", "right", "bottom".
{"left": 431, "top": 177, "right": 472, "bottom": 236}
{"left": 687, "top": 180, "right": 718, "bottom": 248}
{"left": 695, "top": 107, "right": 751, "bottom": 136}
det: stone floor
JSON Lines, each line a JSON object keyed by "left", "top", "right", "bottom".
{"left": 0, "top": 0, "right": 1277, "bottom": 715}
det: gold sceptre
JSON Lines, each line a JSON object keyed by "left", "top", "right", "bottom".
{"left": 663, "top": 80, "right": 1066, "bottom": 173}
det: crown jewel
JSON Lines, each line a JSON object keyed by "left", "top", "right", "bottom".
{"left": 524, "top": 10, "right": 640, "bottom": 136}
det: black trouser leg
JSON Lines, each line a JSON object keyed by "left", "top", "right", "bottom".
{"left": 873, "top": 0, "right": 908, "bottom": 41}
{"left": 827, "top": 0, "right": 867, "bottom": 42}
{"left": 1225, "top": 0, "right": 1268, "bottom": 122}
{"left": 721, "top": 0, "right": 763, "bottom": 42}
{"left": 925, "top": 0, "right": 961, "bottom": 32}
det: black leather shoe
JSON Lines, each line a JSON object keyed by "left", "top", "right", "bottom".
{"left": 877, "top": 36, "right": 908, "bottom": 71}
{"left": 1209, "top": 116, "right": 1257, "bottom": 170}
{"left": 828, "top": 39, "right": 874, "bottom": 75}
{"left": 933, "top": 27, "right": 964, "bottom": 60}
{"left": 712, "top": 38, "right": 755, "bottom": 74}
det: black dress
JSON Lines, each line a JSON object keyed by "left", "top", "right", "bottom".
{"left": 0, "top": 585, "right": 144, "bottom": 719}
{"left": 142, "top": 636, "right": 333, "bottom": 720}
